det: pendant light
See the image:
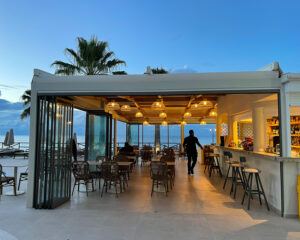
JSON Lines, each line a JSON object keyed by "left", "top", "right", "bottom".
{"left": 191, "top": 103, "right": 199, "bottom": 109}
{"left": 183, "top": 111, "right": 192, "bottom": 118}
{"left": 209, "top": 108, "right": 217, "bottom": 117}
{"left": 181, "top": 120, "right": 187, "bottom": 125}
{"left": 143, "top": 120, "right": 149, "bottom": 125}
{"left": 161, "top": 120, "right": 168, "bottom": 126}
{"left": 151, "top": 100, "right": 165, "bottom": 110}
{"left": 106, "top": 101, "right": 120, "bottom": 110}
{"left": 200, "top": 120, "right": 207, "bottom": 125}
{"left": 159, "top": 112, "right": 167, "bottom": 118}
{"left": 120, "top": 104, "right": 131, "bottom": 112}
{"left": 199, "top": 100, "right": 213, "bottom": 108}
{"left": 135, "top": 111, "right": 143, "bottom": 118}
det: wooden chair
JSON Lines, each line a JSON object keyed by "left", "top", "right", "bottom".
{"left": 101, "top": 162, "right": 123, "bottom": 198}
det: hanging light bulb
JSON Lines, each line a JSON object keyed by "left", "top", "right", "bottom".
{"left": 159, "top": 112, "right": 167, "bottom": 118}
{"left": 143, "top": 120, "right": 149, "bottom": 125}
{"left": 209, "top": 109, "right": 217, "bottom": 117}
{"left": 151, "top": 100, "right": 165, "bottom": 110}
{"left": 106, "top": 101, "right": 120, "bottom": 110}
{"left": 120, "top": 104, "right": 131, "bottom": 112}
{"left": 199, "top": 100, "right": 213, "bottom": 108}
{"left": 161, "top": 120, "right": 168, "bottom": 126}
{"left": 135, "top": 111, "right": 143, "bottom": 118}
{"left": 183, "top": 111, "right": 192, "bottom": 118}
{"left": 181, "top": 120, "right": 187, "bottom": 125}
{"left": 191, "top": 103, "right": 199, "bottom": 110}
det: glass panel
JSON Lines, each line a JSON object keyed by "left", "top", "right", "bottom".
{"left": 160, "top": 125, "right": 169, "bottom": 148}
{"left": 34, "top": 96, "right": 73, "bottom": 209}
{"left": 127, "top": 124, "right": 139, "bottom": 147}
{"left": 142, "top": 125, "right": 155, "bottom": 147}
{"left": 169, "top": 125, "right": 180, "bottom": 147}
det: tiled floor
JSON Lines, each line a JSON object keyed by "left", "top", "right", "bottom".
{"left": 1, "top": 158, "right": 300, "bottom": 240}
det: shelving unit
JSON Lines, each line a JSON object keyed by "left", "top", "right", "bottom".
{"left": 267, "top": 116, "right": 300, "bottom": 154}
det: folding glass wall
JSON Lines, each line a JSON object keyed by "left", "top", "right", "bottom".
{"left": 34, "top": 96, "right": 73, "bottom": 209}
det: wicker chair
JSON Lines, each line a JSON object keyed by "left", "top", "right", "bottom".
{"left": 71, "top": 161, "right": 94, "bottom": 196}
{"left": 150, "top": 161, "right": 169, "bottom": 196}
{"left": 101, "top": 162, "right": 123, "bottom": 198}
{"left": 0, "top": 164, "right": 16, "bottom": 196}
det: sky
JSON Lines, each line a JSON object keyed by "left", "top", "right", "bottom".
{"left": 0, "top": 0, "right": 300, "bottom": 102}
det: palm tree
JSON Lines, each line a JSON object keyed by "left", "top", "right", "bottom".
{"left": 20, "top": 89, "right": 31, "bottom": 120}
{"left": 20, "top": 36, "right": 126, "bottom": 119}
{"left": 51, "top": 36, "right": 126, "bottom": 75}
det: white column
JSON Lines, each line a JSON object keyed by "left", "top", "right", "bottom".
{"left": 280, "top": 88, "right": 291, "bottom": 157}
{"left": 253, "top": 107, "right": 265, "bottom": 152}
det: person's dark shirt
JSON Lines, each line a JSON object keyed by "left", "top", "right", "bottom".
{"left": 119, "top": 145, "right": 134, "bottom": 154}
{"left": 183, "top": 136, "right": 203, "bottom": 154}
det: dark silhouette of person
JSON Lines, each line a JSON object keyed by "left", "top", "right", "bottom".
{"left": 119, "top": 142, "right": 134, "bottom": 155}
{"left": 183, "top": 130, "right": 203, "bottom": 175}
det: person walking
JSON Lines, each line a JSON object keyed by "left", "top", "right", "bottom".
{"left": 183, "top": 130, "right": 203, "bottom": 175}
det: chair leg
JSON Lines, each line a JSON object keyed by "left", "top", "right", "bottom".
{"left": 257, "top": 174, "right": 270, "bottom": 211}
{"left": 101, "top": 180, "right": 106, "bottom": 197}
{"left": 85, "top": 181, "right": 89, "bottom": 197}
{"left": 255, "top": 173, "right": 262, "bottom": 205}
{"left": 223, "top": 165, "right": 231, "bottom": 189}
{"left": 13, "top": 180, "right": 17, "bottom": 196}
{"left": 247, "top": 173, "right": 253, "bottom": 210}
{"left": 18, "top": 178, "right": 21, "bottom": 191}
{"left": 151, "top": 180, "right": 154, "bottom": 197}
{"left": 242, "top": 173, "right": 250, "bottom": 205}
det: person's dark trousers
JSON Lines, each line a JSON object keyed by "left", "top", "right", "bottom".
{"left": 187, "top": 152, "right": 198, "bottom": 174}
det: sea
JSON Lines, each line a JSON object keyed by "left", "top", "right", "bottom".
{"left": 0, "top": 124, "right": 215, "bottom": 148}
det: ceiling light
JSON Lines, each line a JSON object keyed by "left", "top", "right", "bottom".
{"left": 106, "top": 101, "right": 120, "bottom": 110}
{"left": 209, "top": 109, "right": 217, "bottom": 117}
{"left": 151, "top": 100, "right": 165, "bottom": 110}
{"left": 120, "top": 104, "right": 131, "bottom": 112}
{"left": 135, "top": 111, "right": 143, "bottom": 118}
{"left": 143, "top": 120, "right": 149, "bottom": 125}
{"left": 199, "top": 100, "right": 213, "bottom": 108}
{"left": 159, "top": 112, "right": 167, "bottom": 118}
{"left": 183, "top": 111, "right": 192, "bottom": 118}
{"left": 161, "top": 120, "right": 168, "bottom": 126}
{"left": 200, "top": 120, "right": 207, "bottom": 125}
{"left": 191, "top": 103, "right": 199, "bottom": 109}
{"left": 181, "top": 120, "right": 187, "bottom": 125}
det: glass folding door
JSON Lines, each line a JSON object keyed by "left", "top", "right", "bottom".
{"left": 34, "top": 96, "right": 73, "bottom": 209}
{"left": 85, "top": 111, "right": 112, "bottom": 161}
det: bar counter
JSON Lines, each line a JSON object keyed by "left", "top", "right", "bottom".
{"left": 216, "top": 146, "right": 300, "bottom": 217}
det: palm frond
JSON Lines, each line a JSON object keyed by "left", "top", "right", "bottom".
{"left": 20, "top": 107, "right": 30, "bottom": 120}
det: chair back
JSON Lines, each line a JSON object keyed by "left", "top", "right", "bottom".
{"left": 150, "top": 161, "right": 167, "bottom": 180}
{"left": 101, "top": 161, "right": 119, "bottom": 180}
{"left": 72, "top": 161, "right": 90, "bottom": 179}
{"left": 114, "top": 154, "right": 129, "bottom": 162}
{"left": 240, "top": 156, "right": 246, "bottom": 163}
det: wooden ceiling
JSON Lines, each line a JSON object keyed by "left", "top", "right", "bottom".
{"left": 58, "top": 94, "right": 221, "bottom": 124}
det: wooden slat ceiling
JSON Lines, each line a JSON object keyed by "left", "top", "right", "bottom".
{"left": 58, "top": 94, "right": 221, "bottom": 124}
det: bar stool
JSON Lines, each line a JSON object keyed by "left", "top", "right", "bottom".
{"left": 241, "top": 167, "right": 270, "bottom": 211}
{"left": 230, "top": 156, "right": 246, "bottom": 198}
{"left": 222, "top": 152, "right": 235, "bottom": 189}
{"left": 208, "top": 153, "right": 222, "bottom": 177}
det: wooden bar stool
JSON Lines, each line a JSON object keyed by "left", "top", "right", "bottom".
{"left": 208, "top": 153, "right": 222, "bottom": 177}
{"left": 222, "top": 151, "right": 236, "bottom": 189}
{"left": 241, "top": 168, "right": 270, "bottom": 211}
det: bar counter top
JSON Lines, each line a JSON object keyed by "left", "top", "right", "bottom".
{"left": 217, "top": 146, "right": 300, "bottom": 162}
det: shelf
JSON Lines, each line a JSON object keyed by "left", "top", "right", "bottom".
{"left": 292, "top": 145, "right": 300, "bottom": 149}
{"left": 291, "top": 134, "right": 300, "bottom": 137}
{"left": 269, "top": 124, "right": 279, "bottom": 127}
{"left": 291, "top": 122, "right": 300, "bottom": 125}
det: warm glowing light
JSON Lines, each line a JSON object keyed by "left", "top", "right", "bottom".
{"left": 200, "top": 120, "right": 207, "bottom": 125}
{"left": 159, "top": 112, "right": 167, "bottom": 118}
{"left": 161, "top": 120, "right": 168, "bottom": 126}
{"left": 135, "top": 111, "right": 143, "bottom": 118}
{"left": 151, "top": 100, "right": 165, "bottom": 110}
{"left": 191, "top": 103, "right": 199, "bottom": 109}
{"left": 181, "top": 120, "right": 187, "bottom": 125}
{"left": 120, "top": 104, "right": 131, "bottom": 112}
{"left": 106, "top": 101, "right": 120, "bottom": 110}
{"left": 209, "top": 109, "right": 217, "bottom": 117}
{"left": 199, "top": 100, "right": 213, "bottom": 107}
{"left": 143, "top": 120, "right": 149, "bottom": 125}
{"left": 183, "top": 111, "right": 192, "bottom": 118}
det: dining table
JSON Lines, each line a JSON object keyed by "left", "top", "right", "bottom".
{"left": 0, "top": 159, "right": 28, "bottom": 196}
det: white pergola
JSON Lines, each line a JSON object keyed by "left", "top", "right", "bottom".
{"left": 27, "top": 62, "right": 300, "bottom": 215}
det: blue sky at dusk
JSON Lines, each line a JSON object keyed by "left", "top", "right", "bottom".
{"left": 0, "top": 0, "right": 299, "bottom": 102}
